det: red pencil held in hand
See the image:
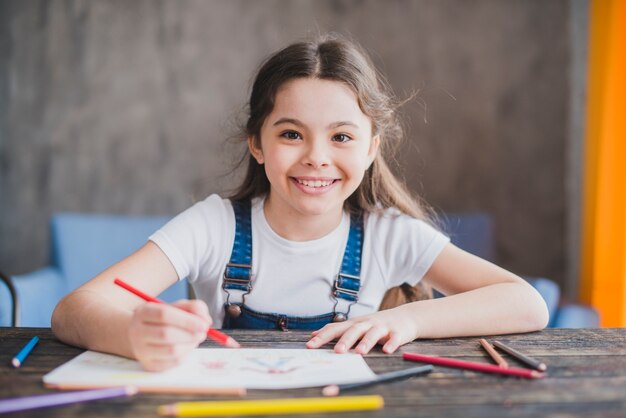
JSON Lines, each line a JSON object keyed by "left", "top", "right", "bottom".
{"left": 113, "top": 278, "right": 240, "bottom": 348}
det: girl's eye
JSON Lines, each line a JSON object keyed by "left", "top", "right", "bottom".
{"left": 332, "top": 133, "right": 352, "bottom": 143}
{"left": 280, "top": 131, "right": 302, "bottom": 140}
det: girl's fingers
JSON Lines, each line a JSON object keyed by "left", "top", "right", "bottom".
{"left": 140, "top": 322, "right": 206, "bottom": 344}
{"left": 308, "top": 311, "right": 411, "bottom": 355}
{"left": 382, "top": 331, "right": 403, "bottom": 353}
{"left": 355, "top": 326, "right": 388, "bottom": 354}
{"left": 173, "top": 299, "right": 212, "bottom": 325}
{"left": 333, "top": 322, "right": 372, "bottom": 353}
{"left": 140, "top": 356, "right": 184, "bottom": 372}
{"left": 129, "top": 304, "right": 209, "bottom": 371}
{"left": 306, "top": 322, "right": 351, "bottom": 348}
{"left": 135, "top": 339, "right": 201, "bottom": 371}
{"left": 140, "top": 341, "right": 195, "bottom": 359}
{"left": 137, "top": 303, "right": 208, "bottom": 334}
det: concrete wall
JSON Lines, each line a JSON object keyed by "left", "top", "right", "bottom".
{"left": 0, "top": 0, "right": 580, "bottom": 293}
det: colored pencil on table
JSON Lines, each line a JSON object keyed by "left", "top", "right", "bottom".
{"left": 45, "top": 383, "right": 246, "bottom": 396}
{"left": 157, "top": 395, "right": 384, "bottom": 417}
{"left": 0, "top": 386, "right": 137, "bottom": 414}
{"left": 403, "top": 352, "right": 544, "bottom": 379}
{"left": 492, "top": 340, "right": 547, "bottom": 371}
{"left": 11, "top": 336, "right": 39, "bottom": 368}
{"left": 114, "top": 278, "right": 239, "bottom": 348}
{"left": 322, "top": 365, "right": 433, "bottom": 396}
{"left": 479, "top": 338, "right": 509, "bottom": 369}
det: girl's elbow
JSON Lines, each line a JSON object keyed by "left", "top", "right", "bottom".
{"left": 536, "top": 304, "right": 550, "bottom": 330}
{"left": 527, "top": 296, "right": 550, "bottom": 331}
{"left": 51, "top": 298, "right": 67, "bottom": 337}
{"left": 516, "top": 282, "right": 550, "bottom": 331}
{"left": 51, "top": 293, "right": 78, "bottom": 342}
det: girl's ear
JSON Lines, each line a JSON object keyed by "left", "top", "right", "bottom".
{"left": 367, "top": 135, "right": 381, "bottom": 167}
{"left": 247, "top": 136, "right": 264, "bottom": 164}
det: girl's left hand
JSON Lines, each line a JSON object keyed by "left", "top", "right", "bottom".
{"left": 305, "top": 306, "right": 419, "bottom": 354}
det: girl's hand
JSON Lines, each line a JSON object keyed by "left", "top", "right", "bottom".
{"left": 128, "top": 299, "right": 212, "bottom": 371}
{"left": 305, "top": 306, "right": 419, "bottom": 354}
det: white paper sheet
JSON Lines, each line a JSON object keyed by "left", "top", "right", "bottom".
{"left": 43, "top": 348, "right": 376, "bottom": 389}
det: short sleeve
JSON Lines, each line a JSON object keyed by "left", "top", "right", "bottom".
{"left": 149, "top": 195, "right": 234, "bottom": 283}
{"left": 367, "top": 210, "right": 450, "bottom": 288}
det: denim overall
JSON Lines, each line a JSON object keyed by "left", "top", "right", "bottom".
{"left": 221, "top": 200, "right": 364, "bottom": 331}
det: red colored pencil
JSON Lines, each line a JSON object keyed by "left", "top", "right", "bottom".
{"left": 403, "top": 352, "right": 544, "bottom": 379}
{"left": 114, "top": 278, "right": 240, "bottom": 348}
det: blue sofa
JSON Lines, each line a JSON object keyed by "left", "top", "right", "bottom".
{"left": 1, "top": 212, "right": 598, "bottom": 328}
{"left": 0, "top": 213, "right": 188, "bottom": 327}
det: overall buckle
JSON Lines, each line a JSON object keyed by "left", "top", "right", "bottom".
{"left": 222, "top": 262, "right": 252, "bottom": 292}
{"left": 333, "top": 272, "right": 360, "bottom": 302}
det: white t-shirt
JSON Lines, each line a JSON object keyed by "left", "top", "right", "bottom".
{"left": 150, "top": 194, "right": 450, "bottom": 328}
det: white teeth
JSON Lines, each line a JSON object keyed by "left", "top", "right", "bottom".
{"left": 297, "top": 179, "right": 333, "bottom": 188}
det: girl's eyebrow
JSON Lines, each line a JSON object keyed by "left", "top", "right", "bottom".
{"left": 272, "top": 117, "right": 360, "bottom": 130}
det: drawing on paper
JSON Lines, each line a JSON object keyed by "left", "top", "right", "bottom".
{"left": 43, "top": 348, "right": 376, "bottom": 390}
{"left": 241, "top": 356, "right": 301, "bottom": 374}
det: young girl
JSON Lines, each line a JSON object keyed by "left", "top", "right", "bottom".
{"left": 52, "top": 35, "right": 548, "bottom": 372}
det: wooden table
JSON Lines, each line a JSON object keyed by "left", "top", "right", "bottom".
{"left": 2, "top": 327, "right": 626, "bottom": 417}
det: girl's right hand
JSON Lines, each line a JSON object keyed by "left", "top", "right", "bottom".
{"left": 128, "top": 299, "right": 212, "bottom": 371}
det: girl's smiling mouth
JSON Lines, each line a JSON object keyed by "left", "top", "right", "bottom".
{"left": 290, "top": 177, "right": 340, "bottom": 194}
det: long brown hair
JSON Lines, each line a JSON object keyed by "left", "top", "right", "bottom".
{"left": 229, "top": 34, "right": 433, "bottom": 223}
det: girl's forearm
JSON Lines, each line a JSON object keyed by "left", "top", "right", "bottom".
{"left": 52, "top": 289, "right": 135, "bottom": 359}
{"left": 403, "top": 282, "right": 549, "bottom": 339}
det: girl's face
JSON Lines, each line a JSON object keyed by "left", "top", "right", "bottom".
{"left": 249, "top": 78, "right": 379, "bottom": 221}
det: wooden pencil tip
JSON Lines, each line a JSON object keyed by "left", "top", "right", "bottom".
{"left": 322, "top": 385, "right": 340, "bottom": 397}
{"left": 157, "top": 405, "right": 175, "bottom": 416}
{"left": 226, "top": 338, "right": 241, "bottom": 348}
{"left": 530, "top": 371, "right": 546, "bottom": 379}
{"left": 125, "top": 386, "right": 140, "bottom": 396}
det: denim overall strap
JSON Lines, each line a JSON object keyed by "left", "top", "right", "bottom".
{"left": 222, "top": 204, "right": 365, "bottom": 330}
{"left": 222, "top": 200, "right": 253, "bottom": 296}
{"left": 333, "top": 211, "right": 364, "bottom": 303}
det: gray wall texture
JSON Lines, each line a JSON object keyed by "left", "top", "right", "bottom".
{"left": 0, "top": 0, "right": 580, "bottom": 293}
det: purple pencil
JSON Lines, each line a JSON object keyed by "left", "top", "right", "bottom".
{"left": 0, "top": 386, "right": 137, "bottom": 414}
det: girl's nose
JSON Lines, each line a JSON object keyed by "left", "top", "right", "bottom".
{"left": 302, "top": 140, "right": 330, "bottom": 168}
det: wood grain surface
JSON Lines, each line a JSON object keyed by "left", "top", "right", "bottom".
{"left": 2, "top": 328, "right": 626, "bottom": 417}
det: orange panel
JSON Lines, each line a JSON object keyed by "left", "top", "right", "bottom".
{"left": 580, "top": 0, "right": 626, "bottom": 326}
